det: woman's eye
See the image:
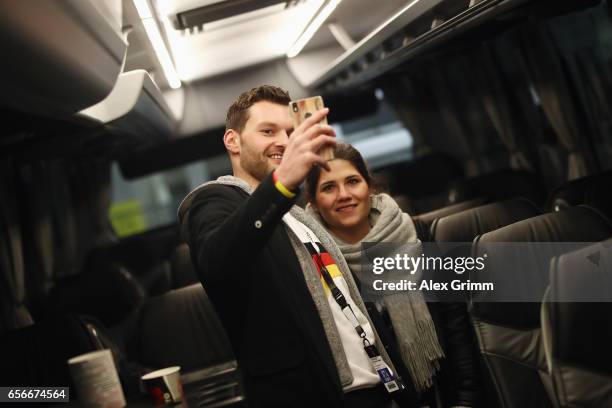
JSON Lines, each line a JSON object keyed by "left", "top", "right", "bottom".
{"left": 348, "top": 178, "right": 360, "bottom": 185}
{"left": 262, "top": 129, "right": 273, "bottom": 135}
{"left": 321, "top": 184, "right": 334, "bottom": 192}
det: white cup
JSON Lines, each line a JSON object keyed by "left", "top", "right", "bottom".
{"left": 68, "top": 349, "right": 126, "bottom": 408}
{"left": 141, "top": 366, "right": 183, "bottom": 405}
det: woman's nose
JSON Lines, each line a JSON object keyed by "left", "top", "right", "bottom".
{"left": 337, "top": 185, "right": 350, "bottom": 199}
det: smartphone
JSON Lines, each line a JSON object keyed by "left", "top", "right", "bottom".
{"left": 288, "top": 95, "right": 334, "bottom": 161}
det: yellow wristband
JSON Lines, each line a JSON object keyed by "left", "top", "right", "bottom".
{"left": 272, "top": 172, "right": 296, "bottom": 198}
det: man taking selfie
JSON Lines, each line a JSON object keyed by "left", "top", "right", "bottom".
{"left": 178, "top": 85, "right": 413, "bottom": 408}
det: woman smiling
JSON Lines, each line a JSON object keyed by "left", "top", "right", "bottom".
{"left": 305, "top": 143, "right": 480, "bottom": 408}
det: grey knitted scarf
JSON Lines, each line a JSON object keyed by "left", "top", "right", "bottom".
{"left": 180, "top": 176, "right": 400, "bottom": 389}
{"left": 306, "top": 193, "right": 445, "bottom": 391}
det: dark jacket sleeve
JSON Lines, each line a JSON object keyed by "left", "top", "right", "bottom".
{"left": 180, "top": 173, "right": 296, "bottom": 283}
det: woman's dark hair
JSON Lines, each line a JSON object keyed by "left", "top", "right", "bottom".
{"left": 305, "top": 143, "right": 374, "bottom": 201}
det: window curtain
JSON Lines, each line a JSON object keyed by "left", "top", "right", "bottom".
{"left": 547, "top": 5, "right": 612, "bottom": 171}
{"left": 69, "top": 160, "right": 117, "bottom": 274}
{"left": 572, "top": 49, "right": 612, "bottom": 170}
{"left": 518, "top": 22, "right": 592, "bottom": 180}
{"left": 444, "top": 54, "right": 510, "bottom": 173}
{"left": 18, "top": 161, "right": 57, "bottom": 317}
{"left": 492, "top": 29, "right": 568, "bottom": 189}
{"left": 381, "top": 70, "right": 462, "bottom": 158}
{"left": 0, "top": 159, "right": 33, "bottom": 334}
{"left": 428, "top": 60, "right": 490, "bottom": 176}
{"left": 380, "top": 73, "right": 429, "bottom": 153}
{"left": 49, "top": 160, "right": 79, "bottom": 279}
{"left": 574, "top": 48, "right": 612, "bottom": 142}
{"left": 470, "top": 43, "right": 535, "bottom": 171}
{"left": 85, "top": 161, "right": 117, "bottom": 247}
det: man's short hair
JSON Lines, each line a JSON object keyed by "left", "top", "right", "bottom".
{"left": 225, "top": 85, "right": 291, "bottom": 133}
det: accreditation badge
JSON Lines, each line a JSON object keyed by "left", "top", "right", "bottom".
{"left": 364, "top": 344, "right": 402, "bottom": 393}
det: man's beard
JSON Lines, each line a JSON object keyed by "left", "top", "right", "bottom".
{"left": 239, "top": 144, "right": 275, "bottom": 182}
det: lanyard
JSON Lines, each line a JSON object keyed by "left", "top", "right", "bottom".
{"left": 311, "top": 239, "right": 370, "bottom": 345}
{"left": 283, "top": 214, "right": 369, "bottom": 344}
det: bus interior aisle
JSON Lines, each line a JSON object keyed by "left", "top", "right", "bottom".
{"left": 1, "top": 0, "right": 612, "bottom": 407}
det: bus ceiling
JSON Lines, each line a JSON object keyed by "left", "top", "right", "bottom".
{"left": 308, "top": 0, "right": 602, "bottom": 92}
{"left": 155, "top": 0, "right": 602, "bottom": 91}
{"left": 0, "top": 0, "right": 604, "bottom": 163}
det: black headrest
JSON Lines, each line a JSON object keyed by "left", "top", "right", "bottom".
{"left": 414, "top": 198, "right": 487, "bottom": 227}
{"left": 548, "top": 170, "right": 612, "bottom": 220}
{"left": 477, "top": 205, "right": 612, "bottom": 243}
{"left": 432, "top": 198, "right": 541, "bottom": 243}
{"left": 471, "top": 207, "right": 612, "bottom": 328}
{"left": 450, "top": 169, "right": 546, "bottom": 205}
{"left": 138, "top": 284, "right": 234, "bottom": 371}
{"left": 547, "top": 239, "right": 612, "bottom": 375}
{"left": 47, "top": 263, "right": 146, "bottom": 327}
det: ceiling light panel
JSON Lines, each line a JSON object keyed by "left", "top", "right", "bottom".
{"left": 202, "top": 3, "right": 287, "bottom": 32}
{"left": 287, "top": 0, "right": 341, "bottom": 58}
{"left": 134, "top": 0, "right": 181, "bottom": 88}
{"left": 162, "top": 0, "right": 323, "bottom": 81}
{"left": 157, "top": 0, "right": 226, "bottom": 16}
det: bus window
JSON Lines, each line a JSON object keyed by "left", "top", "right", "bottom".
{"left": 109, "top": 156, "right": 227, "bottom": 237}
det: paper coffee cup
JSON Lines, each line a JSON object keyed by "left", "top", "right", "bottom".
{"left": 142, "top": 366, "right": 183, "bottom": 405}
{"left": 68, "top": 349, "right": 126, "bottom": 408}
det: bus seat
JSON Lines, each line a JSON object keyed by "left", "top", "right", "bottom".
{"left": 548, "top": 169, "right": 612, "bottom": 221}
{"left": 411, "top": 198, "right": 488, "bottom": 241}
{"left": 470, "top": 206, "right": 612, "bottom": 408}
{"left": 47, "top": 262, "right": 146, "bottom": 328}
{"left": 430, "top": 198, "right": 541, "bottom": 243}
{"left": 542, "top": 240, "right": 612, "bottom": 407}
{"left": 136, "top": 283, "right": 244, "bottom": 405}
{"left": 424, "top": 198, "right": 540, "bottom": 406}
{"left": 449, "top": 169, "right": 547, "bottom": 207}
{"left": 137, "top": 283, "right": 234, "bottom": 372}
{"left": 169, "top": 243, "right": 199, "bottom": 289}
{"left": 0, "top": 315, "right": 112, "bottom": 387}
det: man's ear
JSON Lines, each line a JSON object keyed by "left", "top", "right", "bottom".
{"left": 224, "top": 129, "right": 241, "bottom": 154}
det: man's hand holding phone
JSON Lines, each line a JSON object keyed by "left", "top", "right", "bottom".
{"left": 274, "top": 108, "right": 336, "bottom": 192}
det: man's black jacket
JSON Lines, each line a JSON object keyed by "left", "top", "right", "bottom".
{"left": 180, "top": 174, "right": 347, "bottom": 407}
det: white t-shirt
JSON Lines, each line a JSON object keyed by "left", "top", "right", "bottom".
{"left": 283, "top": 213, "right": 380, "bottom": 391}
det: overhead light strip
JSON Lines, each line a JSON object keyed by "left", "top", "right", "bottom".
{"left": 287, "top": 0, "right": 342, "bottom": 58}
{"left": 203, "top": 2, "right": 287, "bottom": 32}
{"left": 134, "top": 0, "right": 181, "bottom": 89}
